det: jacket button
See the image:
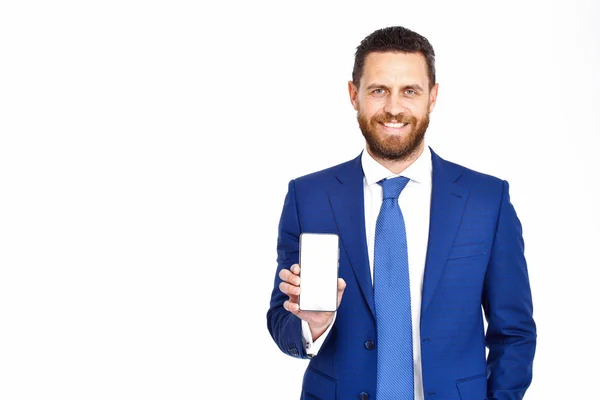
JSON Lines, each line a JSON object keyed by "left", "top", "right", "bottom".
{"left": 364, "top": 340, "right": 375, "bottom": 350}
{"left": 359, "top": 392, "right": 369, "bottom": 400}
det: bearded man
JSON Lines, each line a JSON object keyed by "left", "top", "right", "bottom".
{"left": 267, "top": 26, "right": 536, "bottom": 400}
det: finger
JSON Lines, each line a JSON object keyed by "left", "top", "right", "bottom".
{"left": 279, "top": 268, "right": 300, "bottom": 286}
{"left": 337, "top": 278, "right": 346, "bottom": 306}
{"left": 277, "top": 281, "right": 299, "bottom": 303}
{"left": 278, "top": 268, "right": 289, "bottom": 281}
{"left": 279, "top": 281, "right": 301, "bottom": 296}
{"left": 290, "top": 264, "right": 300, "bottom": 275}
{"left": 283, "top": 300, "right": 300, "bottom": 314}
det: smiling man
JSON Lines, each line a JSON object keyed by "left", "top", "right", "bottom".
{"left": 267, "top": 26, "right": 536, "bottom": 400}
{"left": 354, "top": 50, "right": 436, "bottom": 174}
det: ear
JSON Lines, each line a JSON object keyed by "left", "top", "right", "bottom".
{"left": 428, "top": 83, "right": 439, "bottom": 113}
{"left": 348, "top": 81, "right": 359, "bottom": 111}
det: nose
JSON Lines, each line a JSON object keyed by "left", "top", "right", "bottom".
{"left": 383, "top": 93, "right": 406, "bottom": 117}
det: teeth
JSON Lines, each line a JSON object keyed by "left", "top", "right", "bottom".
{"left": 383, "top": 122, "right": 407, "bottom": 128}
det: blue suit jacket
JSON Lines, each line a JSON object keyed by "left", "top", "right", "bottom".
{"left": 267, "top": 148, "right": 536, "bottom": 400}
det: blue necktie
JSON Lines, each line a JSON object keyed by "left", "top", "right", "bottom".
{"left": 374, "top": 176, "right": 414, "bottom": 400}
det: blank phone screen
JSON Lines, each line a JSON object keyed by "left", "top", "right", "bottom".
{"left": 298, "top": 233, "right": 339, "bottom": 312}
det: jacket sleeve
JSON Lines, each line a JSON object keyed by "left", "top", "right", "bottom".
{"left": 483, "top": 180, "right": 537, "bottom": 399}
{"left": 266, "top": 179, "right": 308, "bottom": 359}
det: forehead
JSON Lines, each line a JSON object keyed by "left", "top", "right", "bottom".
{"left": 361, "top": 51, "right": 429, "bottom": 87}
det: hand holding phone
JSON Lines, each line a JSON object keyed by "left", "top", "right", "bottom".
{"left": 277, "top": 233, "right": 345, "bottom": 340}
{"left": 278, "top": 265, "right": 346, "bottom": 342}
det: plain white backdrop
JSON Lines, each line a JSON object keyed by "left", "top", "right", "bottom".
{"left": 1, "top": 0, "right": 598, "bottom": 399}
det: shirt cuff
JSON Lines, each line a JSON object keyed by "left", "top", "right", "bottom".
{"left": 301, "top": 313, "right": 337, "bottom": 356}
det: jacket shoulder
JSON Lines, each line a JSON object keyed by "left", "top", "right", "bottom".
{"left": 293, "top": 155, "right": 361, "bottom": 187}
{"left": 456, "top": 161, "right": 504, "bottom": 186}
{"left": 434, "top": 151, "right": 503, "bottom": 186}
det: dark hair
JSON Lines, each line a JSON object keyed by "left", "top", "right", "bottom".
{"left": 352, "top": 26, "right": 436, "bottom": 89}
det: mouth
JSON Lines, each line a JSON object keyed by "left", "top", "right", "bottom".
{"left": 378, "top": 121, "right": 409, "bottom": 133}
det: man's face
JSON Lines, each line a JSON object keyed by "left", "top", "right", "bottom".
{"left": 348, "top": 52, "right": 438, "bottom": 161}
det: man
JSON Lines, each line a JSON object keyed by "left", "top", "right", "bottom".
{"left": 267, "top": 26, "right": 536, "bottom": 400}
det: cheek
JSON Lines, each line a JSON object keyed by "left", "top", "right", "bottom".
{"left": 358, "top": 102, "right": 378, "bottom": 119}
{"left": 405, "top": 102, "right": 429, "bottom": 118}
{"left": 366, "top": 99, "right": 388, "bottom": 115}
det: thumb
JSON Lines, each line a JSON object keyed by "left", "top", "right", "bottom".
{"left": 337, "top": 278, "right": 346, "bottom": 292}
{"left": 337, "top": 278, "right": 346, "bottom": 307}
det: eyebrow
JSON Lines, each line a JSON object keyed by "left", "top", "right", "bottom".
{"left": 366, "top": 83, "right": 425, "bottom": 92}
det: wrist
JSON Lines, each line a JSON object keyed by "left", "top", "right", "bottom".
{"left": 309, "top": 317, "right": 334, "bottom": 341}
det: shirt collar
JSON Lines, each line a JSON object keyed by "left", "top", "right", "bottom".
{"left": 361, "top": 143, "right": 432, "bottom": 186}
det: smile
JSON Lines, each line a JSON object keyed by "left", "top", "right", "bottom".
{"left": 379, "top": 122, "right": 408, "bottom": 132}
{"left": 383, "top": 122, "right": 406, "bottom": 128}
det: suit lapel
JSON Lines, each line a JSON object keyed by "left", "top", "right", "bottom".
{"left": 326, "top": 149, "right": 469, "bottom": 318}
{"left": 328, "top": 154, "right": 376, "bottom": 319}
{"left": 421, "top": 148, "right": 469, "bottom": 314}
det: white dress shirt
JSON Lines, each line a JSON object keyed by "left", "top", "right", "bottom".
{"left": 301, "top": 144, "right": 432, "bottom": 400}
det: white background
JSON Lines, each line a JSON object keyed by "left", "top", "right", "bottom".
{"left": 1, "top": 0, "right": 598, "bottom": 399}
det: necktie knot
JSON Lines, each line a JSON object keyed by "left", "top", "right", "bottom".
{"left": 379, "top": 176, "right": 410, "bottom": 200}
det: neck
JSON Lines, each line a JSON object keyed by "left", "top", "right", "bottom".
{"left": 368, "top": 142, "right": 425, "bottom": 175}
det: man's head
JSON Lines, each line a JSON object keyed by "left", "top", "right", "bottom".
{"left": 348, "top": 26, "right": 439, "bottom": 162}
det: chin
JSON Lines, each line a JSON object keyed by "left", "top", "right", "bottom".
{"left": 371, "top": 135, "right": 424, "bottom": 161}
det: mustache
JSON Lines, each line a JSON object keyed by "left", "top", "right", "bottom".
{"left": 374, "top": 112, "right": 416, "bottom": 124}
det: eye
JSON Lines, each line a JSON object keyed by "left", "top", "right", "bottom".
{"left": 405, "top": 89, "right": 416, "bottom": 96}
{"left": 371, "top": 88, "right": 386, "bottom": 96}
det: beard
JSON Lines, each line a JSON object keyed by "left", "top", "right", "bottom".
{"left": 358, "top": 108, "right": 430, "bottom": 162}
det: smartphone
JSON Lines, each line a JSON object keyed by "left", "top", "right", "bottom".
{"left": 298, "top": 232, "right": 340, "bottom": 312}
